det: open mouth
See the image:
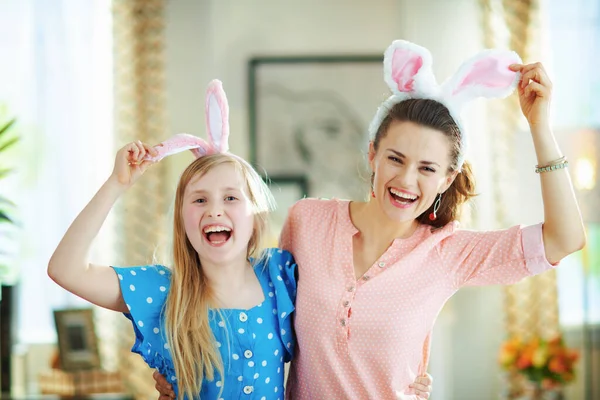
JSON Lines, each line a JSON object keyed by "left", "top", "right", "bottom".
{"left": 202, "top": 225, "right": 232, "bottom": 245}
{"left": 388, "top": 187, "right": 418, "bottom": 207}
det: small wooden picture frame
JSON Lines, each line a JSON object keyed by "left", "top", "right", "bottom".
{"left": 53, "top": 308, "right": 100, "bottom": 371}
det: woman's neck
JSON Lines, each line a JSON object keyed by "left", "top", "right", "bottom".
{"left": 350, "top": 199, "right": 420, "bottom": 244}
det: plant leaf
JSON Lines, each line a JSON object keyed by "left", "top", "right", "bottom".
{"left": 0, "top": 210, "right": 13, "bottom": 223}
{"left": 0, "top": 119, "right": 16, "bottom": 136}
{"left": 0, "top": 136, "right": 18, "bottom": 153}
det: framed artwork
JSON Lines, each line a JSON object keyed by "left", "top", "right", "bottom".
{"left": 53, "top": 308, "right": 100, "bottom": 371}
{"left": 266, "top": 175, "right": 309, "bottom": 238}
{"left": 248, "top": 55, "right": 386, "bottom": 200}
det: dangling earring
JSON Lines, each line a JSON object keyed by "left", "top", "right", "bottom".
{"left": 370, "top": 172, "right": 376, "bottom": 198}
{"left": 429, "top": 193, "right": 442, "bottom": 221}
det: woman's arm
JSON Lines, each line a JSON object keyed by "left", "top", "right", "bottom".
{"left": 510, "top": 62, "right": 586, "bottom": 263}
{"left": 48, "top": 141, "right": 157, "bottom": 312}
{"left": 151, "top": 370, "right": 434, "bottom": 399}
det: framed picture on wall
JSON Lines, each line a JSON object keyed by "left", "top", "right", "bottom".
{"left": 266, "top": 175, "right": 309, "bottom": 240}
{"left": 248, "top": 55, "right": 386, "bottom": 200}
{"left": 53, "top": 308, "right": 100, "bottom": 371}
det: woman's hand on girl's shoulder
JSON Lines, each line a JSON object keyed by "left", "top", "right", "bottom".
{"left": 396, "top": 373, "right": 433, "bottom": 399}
{"left": 153, "top": 370, "right": 175, "bottom": 399}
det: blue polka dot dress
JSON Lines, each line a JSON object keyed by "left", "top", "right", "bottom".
{"left": 112, "top": 248, "right": 297, "bottom": 399}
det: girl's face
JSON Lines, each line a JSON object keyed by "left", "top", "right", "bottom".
{"left": 182, "top": 163, "right": 255, "bottom": 265}
{"left": 369, "top": 120, "right": 458, "bottom": 223}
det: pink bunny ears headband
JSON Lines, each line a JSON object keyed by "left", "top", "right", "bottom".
{"left": 145, "top": 79, "right": 230, "bottom": 162}
{"left": 368, "top": 40, "right": 523, "bottom": 168}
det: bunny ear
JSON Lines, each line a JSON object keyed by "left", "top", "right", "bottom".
{"left": 205, "top": 79, "right": 230, "bottom": 153}
{"left": 144, "top": 133, "right": 213, "bottom": 162}
{"left": 442, "top": 49, "right": 522, "bottom": 104}
{"left": 383, "top": 40, "right": 437, "bottom": 95}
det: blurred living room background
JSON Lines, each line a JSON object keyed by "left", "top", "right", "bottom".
{"left": 0, "top": 0, "right": 598, "bottom": 399}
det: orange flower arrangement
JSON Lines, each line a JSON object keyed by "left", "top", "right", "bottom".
{"left": 498, "top": 335, "right": 579, "bottom": 389}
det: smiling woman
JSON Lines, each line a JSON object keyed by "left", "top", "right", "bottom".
{"left": 273, "top": 40, "right": 585, "bottom": 400}
{"left": 368, "top": 100, "right": 476, "bottom": 230}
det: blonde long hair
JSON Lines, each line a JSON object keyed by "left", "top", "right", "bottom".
{"left": 163, "top": 153, "right": 274, "bottom": 399}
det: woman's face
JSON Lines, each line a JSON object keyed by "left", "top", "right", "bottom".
{"left": 369, "top": 120, "right": 458, "bottom": 223}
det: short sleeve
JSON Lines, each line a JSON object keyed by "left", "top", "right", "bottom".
{"left": 439, "top": 222, "right": 558, "bottom": 288}
{"left": 111, "top": 265, "right": 176, "bottom": 379}
{"left": 264, "top": 248, "right": 298, "bottom": 361}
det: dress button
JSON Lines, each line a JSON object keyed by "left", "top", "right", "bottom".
{"left": 362, "top": 275, "right": 370, "bottom": 281}
{"left": 244, "top": 350, "right": 253, "bottom": 359}
{"left": 340, "top": 318, "right": 346, "bottom": 327}
{"left": 243, "top": 385, "right": 254, "bottom": 394}
{"left": 347, "top": 285, "right": 355, "bottom": 292}
{"left": 378, "top": 262, "right": 386, "bottom": 268}
{"left": 239, "top": 312, "right": 248, "bottom": 322}
{"left": 343, "top": 300, "right": 350, "bottom": 307}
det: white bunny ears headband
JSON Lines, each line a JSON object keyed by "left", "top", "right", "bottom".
{"left": 368, "top": 40, "right": 523, "bottom": 168}
{"left": 145, "top": 79, "right": 230, "bottom": 162}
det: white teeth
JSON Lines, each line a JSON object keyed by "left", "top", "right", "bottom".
{"left": 203, "top": 225, "right": 231, "bottom": 233}
{"left": 389, "top": 188, "right": 417, "bottom": 200}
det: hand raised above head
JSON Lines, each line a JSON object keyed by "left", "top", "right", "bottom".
{"left": 110, "top": 140, "right": 159, "bottom": 188}
{"left": 509, "top": 62, "right": 552, "bottom": 127}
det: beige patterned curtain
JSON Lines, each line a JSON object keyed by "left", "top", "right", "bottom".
{"left": 111, "top": 0, "right": 169, "bottom": 398}
{"left": 479, "top": 0, "right": 560, "bottom": 394}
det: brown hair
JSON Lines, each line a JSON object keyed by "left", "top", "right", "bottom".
{"left": 164, "top": 153, "right": 274, "bottom": 399}
{"left": 371, "top": 98, "right": 476, "bottom": 228}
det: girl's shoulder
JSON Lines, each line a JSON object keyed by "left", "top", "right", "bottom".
{"left": 253, "top": 248, "right": 297, "bottom": 284}
{"left": 111, "top": 264, "right": 172, "bottom": 320}
{"left": 112, "top": 264, "right": 172, "bottom": 291}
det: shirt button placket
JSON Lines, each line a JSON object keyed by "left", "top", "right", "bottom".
{"left": 338, "top": 282, "right": 356, "bottom": 345}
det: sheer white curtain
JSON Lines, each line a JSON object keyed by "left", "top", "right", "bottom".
{"left": 0, "top": 0, "right": 113, "bottom": 344}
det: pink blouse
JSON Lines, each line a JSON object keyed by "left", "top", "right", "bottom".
{"left": 281, "top": 198, "right": 556, "bottom": 400}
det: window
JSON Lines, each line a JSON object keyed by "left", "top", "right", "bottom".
{"left": 0, "top": 0, "right": 113, "bottom": 344}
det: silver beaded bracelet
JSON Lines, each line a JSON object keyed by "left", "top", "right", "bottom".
{"left": 535, "top": 158, "right": 569, "bottom": 174}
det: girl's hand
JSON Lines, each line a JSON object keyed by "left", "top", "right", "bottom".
{"left": 111, "top": 140, "right": 158, "bottom": 188}
{"left": 509, "top": 62, "right": 552, "bottom": 128}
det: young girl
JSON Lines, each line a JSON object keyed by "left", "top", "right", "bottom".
{"left": 48, "top": 80, "right": 297, "bottom": 399}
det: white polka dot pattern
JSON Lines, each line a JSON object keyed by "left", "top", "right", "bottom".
{"left": 111, "top": 248, "right": 297, "bottom": 399}
{"left": 281, "top": 198, "right": 556, "bottom": 399}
